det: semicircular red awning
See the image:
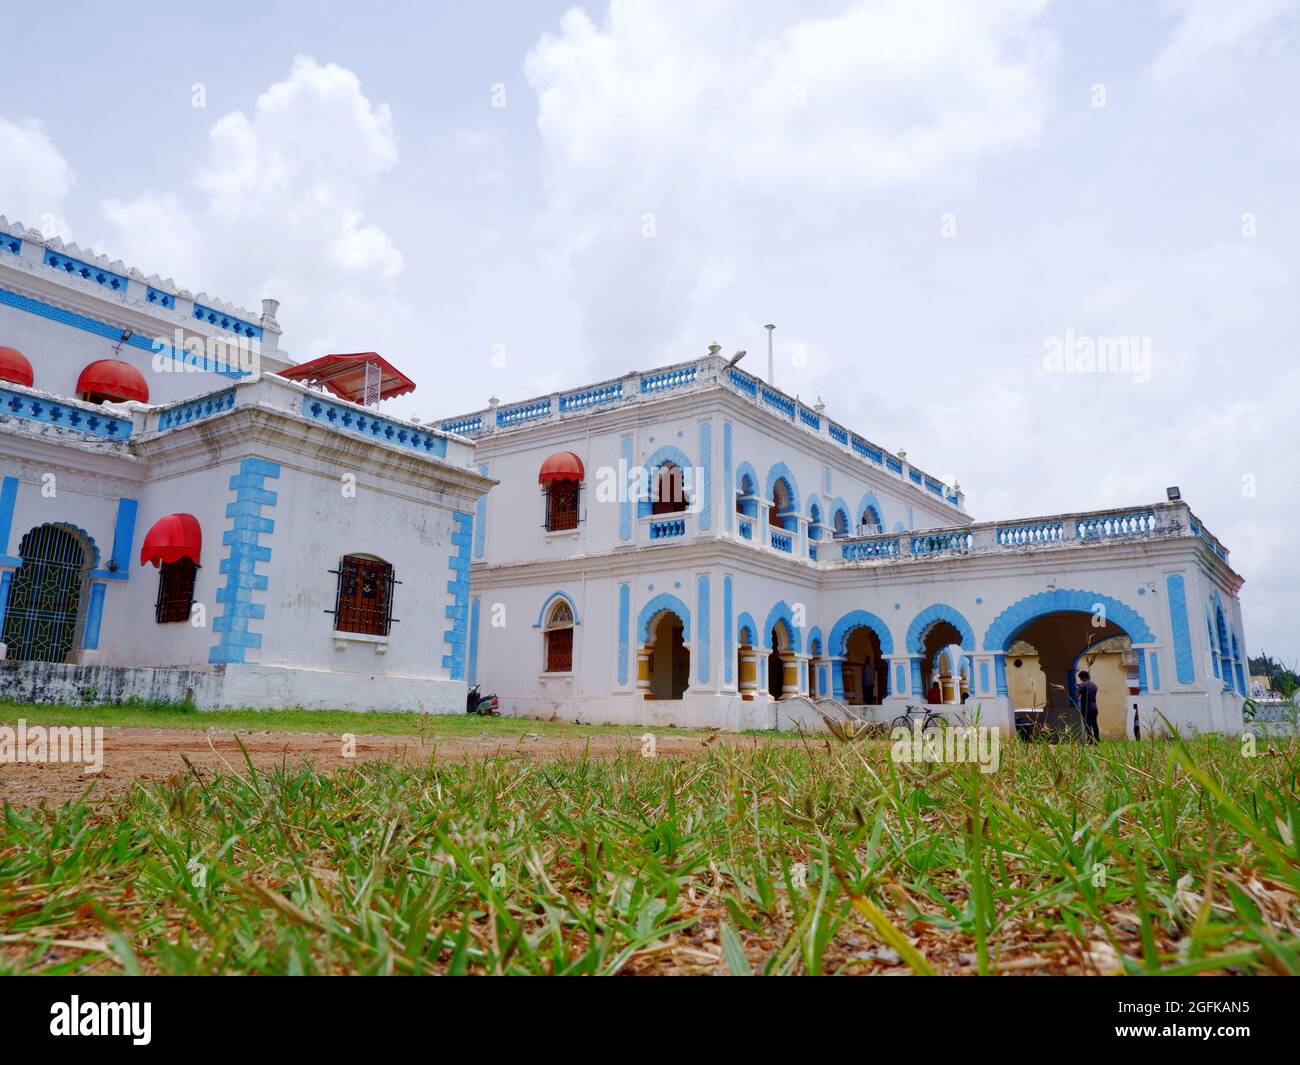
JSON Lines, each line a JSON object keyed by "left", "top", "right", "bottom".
{"left": 139, "top": 513, "right": 202, "bottom": 567}
{"left": 77, "top": 359, "right": 150, "bottom": 403}
{"left": 538, "top": 451, "right": 585, "bottom": 484}
{"left": 0, "top": 346, "right": 34, "bottom": 387}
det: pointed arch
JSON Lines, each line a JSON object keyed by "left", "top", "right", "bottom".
{"left": 982, "top": 589, "right": 1155, "bottom": 651}
{"left": 637, "top": 592, "right": 691, "bottom": 644}
{"left": 639, "top": 444, "right": 694, "bottom": 518}
{"left": 907, "top": 603, "right": 975, "bottom": 653}
{"left": 762, "top": 599, "right": 803, "bottom": 653}
{"left": 736, "top": 611, "right": 759, "bottom": 646}
{"left": 856, "top": 490, "right": 885, "bottom": 532}
{"left": 764, "top": 461, "right": 800, "bottom": 514}
{"left": 533, "top": 590, "right": 582, "bottom": 629}
{"left": 828, "top": 609, "right": 895, "bottom": 657}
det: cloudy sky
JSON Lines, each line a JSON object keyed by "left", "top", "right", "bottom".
{"left": 2, "top": 0, "right": 1297, "bottom": 659}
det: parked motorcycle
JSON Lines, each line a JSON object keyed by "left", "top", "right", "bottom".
{"left": 466, "top": 684, "right": 500, "bottom": 716}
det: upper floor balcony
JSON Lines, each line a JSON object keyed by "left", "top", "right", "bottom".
{"left": 828, "top": 501, "right": 1232, "bottom": 570}
{"left": 438, "top": 352, "right": 965, "bottom": 511}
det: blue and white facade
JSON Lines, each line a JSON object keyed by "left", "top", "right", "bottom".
{"left": 0, "top": 215, "right": 493, "bottom": 711}
{"left": 446, "top": 353, "right": 1248, "bottom": 737}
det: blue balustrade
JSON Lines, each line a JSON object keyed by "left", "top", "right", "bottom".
{"left": 496, "top": 398, "right": 552, "bottom": 427}
{"left": 997, "top": 521, "right": 1062, "bottom": 546}
{"left": 649, "top": 518, "right": 686, "bottom": 539}
{"left": 911, "top": 531, "right": 973, "bottom": 554}
{"left": 760, "top": 387, "right": 795, "bottom": 418}
{"left": 770, "top": 531, "right": 793, "bottom": 553}
{"left": 728, "top": 368, "right": 758, "bottom": 397}
{"left": 561, "top": 382, "right": 622, "bottom": 411}
{"left": 738, "top": 518, "right": 753, "bottom": 541}
{"left": 641, "top": 366, "right": 697, "bottom": 393}
{"left": 1076, "top": 512, "right": 1156, "bottom": 541}
{"left": 440, "top": 415, "right": 483, "bottom": 436}
{"left": 842, "top": 538, "right": 900, "bottom": 560}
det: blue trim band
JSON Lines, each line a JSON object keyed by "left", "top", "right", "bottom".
{"left": 82, "top": 581, "right": 107, "bottom": 650}
{"left": 209, "top": 458, "right": 280, "bottom": 664}
{"left": 0, "top": 476, "right": 17, "bottom": 555}
{"left": 441, "top": 510, "right": 473, "bottom": 679}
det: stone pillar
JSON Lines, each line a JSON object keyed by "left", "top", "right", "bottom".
{"left": 636, "top": 646, "right": 652, "bottom": 698}
{"left": 738, "top": 647, "right": 758, "bottom": 700}
{"left": 780, "top": 653, "right": 799, "bottom": 698}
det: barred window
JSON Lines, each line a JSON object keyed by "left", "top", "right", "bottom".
{"left": 331, "top": 555, "right": 397, "bottom": 637}
{"left": 545, "top": 480, "right": 581, "bottom": 531}
{"left": 544, "top": 600, "right": 575, "bottom": 673}
{"left": 155, "top": 559, "right": 198, "bottom": 624}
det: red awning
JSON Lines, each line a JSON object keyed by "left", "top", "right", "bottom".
{"left": 275, "top": 352, "right": 416, "bottom": 404}
{"left": 139, "top": 513, "right": 202, "bottom": 567}
{"left": 77, "top": 359, "right": 150, "bottom": 403}
{"left": 0, "top": 346, "right": 34, "bottom": 388}
{"left": 539, "top": 451, "right": 585, "bottom": 484}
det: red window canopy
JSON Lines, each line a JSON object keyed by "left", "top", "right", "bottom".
{"left": 140, "top": 513, "right": 202, "bottom": 567}
{"left": 275, "top": 352, "right": 416, "bottom": 405}
{"left": 539, "top": 451, "right": 585, "bottom": 484}
{"left": 77, "top": 359, "right": 150, "bottom": 403}
{"left": 0, "top": 346, "right": 34, "bottom": 388}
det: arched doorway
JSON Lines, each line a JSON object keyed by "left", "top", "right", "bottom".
{"left": 985, "top": 591, "right": 1155, "bottom": 739}
{"left": 844, "top": 627, "right": 885, "bottom": 705}
{"left": 769, "top": 479, "right": 793, "bottom": 531}
{"left": 808, "top": 635, "right": 822, "bottom": 697}
{"left": 768, "top": 623, "right": 793, "bottom": 699}
{"left": 1, "top": 523, "right": 94, "bottom": 662}
{"left": 646, "top": 610, "right": 689, "bottom": 700}
{"left": 737, "top": 620, "right": 758, "bottom": 700}
{"left": 919, "top": 621, "right": 964, "bottom": 703}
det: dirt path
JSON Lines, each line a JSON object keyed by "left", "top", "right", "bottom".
{"left": 0, "top": 726, "right": 747, "bottom": 807}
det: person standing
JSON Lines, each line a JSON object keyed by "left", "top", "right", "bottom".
{"left": 861, "top": 662, "right": 875, "bottom": 705}
{"left": 1077, "top": 670, "right": 1101, "bottom": 743}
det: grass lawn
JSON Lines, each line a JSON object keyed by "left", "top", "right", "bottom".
{"left": 1, "top": 729, "right": 1297, "bottom": 975}
{"left": 0, "top": 700, "right": 717, "bottom": 740}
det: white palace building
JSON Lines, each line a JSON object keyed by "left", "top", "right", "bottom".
{"left": 0, "top": 213, "right": 1248, "bottom": 737}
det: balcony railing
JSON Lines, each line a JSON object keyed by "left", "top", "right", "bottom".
{"left": 435, "top": 353, "right": 966, "bottom": 510}
{"left": 833, "top": 501, "right": 1231, "bottom": 567}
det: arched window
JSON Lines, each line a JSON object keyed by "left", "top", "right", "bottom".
{"left": 808, "top": 502, "right": 823, "bottom": 541}
{"left": 860, "top": 505, "right": 882, "bottom": 535}
{"left": 332, "top": 554, "right": 396, "bottom": 636}
{"left": 832, "top": 509, "right": 849, "bottom": 538}
{"left": 540, "top": 452, "right": 584, "bottom": 531}
{"left": 769, "top": 480, "right": 791, "bottom": 529}
{"left": 651, "top": 462, "right": 688, "bottom": 515}
{"left": 544, "top": 599, "right": 575, "bottom": 672}
{"left": 737, "top": 473, "right": 757, "bottom": 516}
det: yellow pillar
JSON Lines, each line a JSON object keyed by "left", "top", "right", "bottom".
{"left": 636, "top": 646, "right": 653, "bottom": 698}
{"left": 739, "top": 648, "right": 757, "bottom": 700}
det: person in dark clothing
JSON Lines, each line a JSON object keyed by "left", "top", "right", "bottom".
{"left": 1077, "top": 670, "right": 1100, "bottom": 743}
{"left": 861, "top": 663, "right": 875, "bottom": 705}
{"left": 926, "top": 679, "right": 942, "bottom": 704}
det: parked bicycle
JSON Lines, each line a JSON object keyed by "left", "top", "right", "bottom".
{"left": 890, "top": 703, "right": 947, "bottom": 731}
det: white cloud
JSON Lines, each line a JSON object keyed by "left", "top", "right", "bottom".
{"left": 100, "top": 192, "right": 201, "bottom": 283}
{"left": 102, "top": 56, "right": 405, "bottom": 359}
{"left": 525, "top": 0, "right": 1058, "bottom": 363}
{"left": 1149, "top": 0, "right": 1298, "bottom": 82}
{"left": 0, "top": 116, "right": 75, "bottom": 240}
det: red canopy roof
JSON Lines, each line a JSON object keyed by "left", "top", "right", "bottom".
{"left": 276, "top": 352, "right": 416, "bottom": 404}
{"left": 77, "top": 359, "right": 150, "bottom": 403}
{"left": 140, "top": 513, "right": 202, "bottom": 567}
{"left": 539, "top": 451, "right": 585, "bottom": 484}
{"left": 0, "top": 346, "right": 34, "bottom": 388}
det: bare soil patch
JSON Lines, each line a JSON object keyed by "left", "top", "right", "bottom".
{"left": 0, "top": 725, "right": 741, "bottom": 806}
